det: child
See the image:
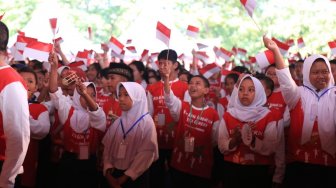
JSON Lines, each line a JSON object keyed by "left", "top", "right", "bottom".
{"left": 162, "top": 62, "right": 219, "bottom": 187}
{"left": 102, "top": 82, "right": 158, "bottom": 188}
{"left": 218, "top": 75, "right": 282, "bottom": 188}
{"left": 48, "top": 52, "right": 106, "bottom": 188}
{"left": 16, "top": 67, "right": 50, "bottom": 188}
{"left": 129, "top": 60, "right": 148, "bottom": 89}
{"left": 264, "top": 36, "right": 336, "bottom": 187}
{"left": 217, "top": 72, "right": 239, "bottom": 119}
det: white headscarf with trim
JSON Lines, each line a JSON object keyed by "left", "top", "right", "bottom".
{"left": 301, "top": 54, "right": 336, "bottom": 156}
{"left": 70, "top": 82, "right": 96, "bottom": 133}
{"left": 228, "top": 75, "right": 270, "bottom": 122}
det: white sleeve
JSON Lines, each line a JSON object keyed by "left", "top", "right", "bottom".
{"left": 49, "top": 88, "right": 72, "bottom": 125}
{"left": 272, "top": 120, "right": 286, "bottom": 183}
{"left": 30, "top": 110, "right": 50, "bottom": 140}
{"left": 250, "top": 121, "right": 280, "bottom": 155}
{"left": 89, "top": 107, "right": 106, "bottom": 132}
{"left": 217, "top": 118, "right": 236, "bottom": 154}
{"left": 147, "top": 92, "right": 154, "bottom": 116}
{"left": 217, "top": 103, "right": 225, "bottom": 120}
{"left": 183, "top": 90, "right": 191, "bottom": 103}
{"left": 0, "top": 82, "right": 30, "bottom": 188}
{"left": 283, "top": 107, "right": 290, "bottom": 128}
{"left": 275, "top": 68, "right": 300, "bottom": 110}
{"left": 124, "top": 120, "right": 158, "bottom": 180}
{"left": 227, "top": 86, "right": 238, "bottom": 109}
{"left": 164, "top": 90, "right": 182, "bottom": 122}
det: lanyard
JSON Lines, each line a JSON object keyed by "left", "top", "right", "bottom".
{"left": 120, "top": 112, "right": 149, "bottom": 139}
{"left": 188, "top": 103, "right": 205, "bottom": 127}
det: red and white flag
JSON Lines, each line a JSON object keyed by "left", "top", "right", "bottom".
{"left": 88, "top": 27, "right": 92, "bottom": 40}
{"left": 328, "top": 41, "right": 336, "bottom": 55}
{"left": 199, "top": 63, "right": 221, "bottom": 79}
{"left": 156, "top": 21, "right": 171, "bottom": 47}
{"left": 150, "top": 52, "right": 159, "bottom": 62}
{"left": 17, "top": 30, "right": 25, "bottom": 36}
{"left": 23, "top": 40, "right": 53, "bottom": 62}
{"left": 218, "top": 47, "right": 233, "bottom": 61}
{"left": 197, "top": 43, "right": 208, "bottom": 50}
{"left": 108, "top": 36, "right": 124, "bottom": 54}
{"left": 272, "top": 37, "right": 290, "bottom": 55}
{"left": 186, "top": 25, "right": 199, "bottom": 38}
{"left": 237, "top": 48, "right": 247, "bottom": 56}
{"left": 240, "top": 0, "right": 256, "bottom": 17}
{"left": 15, "top": 35, "right": 37, "bottom": 52}
{"left": 140, "top": 49, "right": 149, "bottom": 62}
{"left": 213, "top": 46, "right": 220, "bottom": 57}
{"left": 75, "top": 50, "right": 90, "bottom": 67}
{"left": 194, "top": 51, "right": 210, "bottom": 63}
{"left": 126, "top": 39, "right": 132, "bottom": 44}
{"left": 249, "top": 56, "right": 256, "bottom": 64}
{"left": 286, "top": 39, "right": 295, "bottom": 47}
{"left": 10, "top": 44, "right": 25, "bottom": 61}
{"left": 255, "top": 50, "right": 275, "bottom": 69}
{"left": 126, "top": 46, "right": 137, "bottom": 53}
{"left": 68, "top": 61, "right": 87, "bottom": 72}
{"left": 49, "top": 18, "right": 58, "bottom": 35}
{"left": 150, "top": 60, "right": 160, "bottom": 71}
{"left": 297, "top": 37, "right": 305, "bottom": 48}
{"left": 0, "top": 12, "right": 5, "bottom": 21}
{"left": 111, "top": 49, "right": 125, "bottom": 59}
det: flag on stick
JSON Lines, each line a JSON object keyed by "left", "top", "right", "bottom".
{"left": 156, "top": 21, "right": 171, "bottom": 47}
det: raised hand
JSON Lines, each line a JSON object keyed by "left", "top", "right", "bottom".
{"left": 263, "top": 36, "right": 279, "bottom": 52}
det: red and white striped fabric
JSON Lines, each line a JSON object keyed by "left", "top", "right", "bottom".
{"left": 328, "top": 41, "right": 336, "bottom": 55}
{"left": 199, "top": 62, "right": 221, "bottom": 79}
{"left": 75, "top": 50, "right": 90, "bottom": 68}
{"left": 297, "top": 37, "right": 305, "bottom": 48}
{"left": 150, "top": 52, "right": 159, "bottom": 62}
{"left": 218, "top": 47, "right": 233, "bottom": 61}
{"left": 156, "top": 21, "right": 171, "bottom": 47}
{"left": 68, "top": 61, "right": 87, "bottom": 72}
{"left": 49, "top": 18, "right": 57, "bottom": 35}
{"left": 10, "top": 45, "right": 25, "bottom": 61}
{"left": 186, "top": 25, "right": 199, "bottom": 38}
{"left": 88, "top": 27, "right": 92, "bottom": 40}
{"left": 197, "top": 43, "right": 208, "bottom": 50}
{"left": 194, "top": 51, "right": 210, "bottom": 63}
{"left": 0, "top": 12, "right": 5, "bottom": 21}
{"left": 255, "top": 50, "right": 275, "bottom": 69}
{"left": 140, "top": 49, "right": 149, "bottom": 62}
{"left": 23, "top": 40, "right": 52, "bottom": 62}
{"left": 108, "top": 36, "right": 124, "bottom": 54}
{"left": 15, "top": 35, "right": 37, "bottom": 52}
{"left": 286, "top": 39, "right": 295, "bottom": 47}
{"left": 240, "top": 0, "right": 256, "bottom": 17}
{"left": 111, "top": 50, "right": 125, "bottom": 59}
{"left": 126, "top": 46, "right": 137, "bottom": 53}
{"left": 272, "top": 37, "right": 290, "bottom": 55}
{"left": 237, "top": 48, "right": 247, "bottom": 56}
{"left": 213, "top": 46, "right": 220, "bottom": 57}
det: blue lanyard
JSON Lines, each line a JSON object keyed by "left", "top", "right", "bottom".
{"left": 120, "top": 112, "right": 149, "bottom": 139}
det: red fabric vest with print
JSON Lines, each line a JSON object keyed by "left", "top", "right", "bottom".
{"left": 267, "top": 90, "right": 287, "bottom": 121}
{"left": 96, "top": 89, "right": 111, "bottom": 107}
{"left": 21, "top": 103, "right": 48, "bottom": 187}
{"left": 218, "top": 96, "right": 229, "bottom": 113}
{"left": 170, "top": 102, "right": 219, "bottom": 178}
{"left": 103, "top": 97, "right": 122, "bottom": 130}
{"left": 0, "top": 67, "right": 27, "bottom": 160}
{"left": 223, "top": 112, "right": 274, "bottom": 165}
{"left": 62, "top": 107, "right": 102, "bottom": 155}
{"left": 147, "top": 81, "right": 188, "bottom": 149}
{"left": 287, "top": 100, "right": 336, "bottom": 166}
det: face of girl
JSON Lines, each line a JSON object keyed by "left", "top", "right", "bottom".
{"left": 20, "top": 72, "right": 38, "bottom": 99}
{"left": 118, "top": 86, "right": 133, "bottom": 111}
{"left": 238, "top": 78, "right": 255, "bottom": 106}
{"left": 309, "top": 60, "right": 331, "bottom": 91}
{"left": 224, "top": 77, "right": 235, "bottom": 96}
{"left": 265, "top": 66, "right": 279, "bottom": 87}
{"left": 86, "top": 65, "right": 98, "bottom": 82}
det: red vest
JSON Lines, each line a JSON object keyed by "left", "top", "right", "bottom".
{"left": 170, "top": 102, "right": 219, "bottom": 178}
{"left": 0, "top": 67, "right": 27, "bottom": 160}
{"left": 223, "top": 112, "right": 274, "bottom": 165}
{"left": 287, "top": 100, "right": 336, "bottom": 166}
{"left": 103, "top": 97, "right": 122, "bottom": 130}
{"left": 147, "top": 81, "right": 188, "bottom": 149}
{"left": 267, "top": 90, "right": 286, "bottom": 120}
{"left": 62, "top": 107, "right": 102, "bottom": 155}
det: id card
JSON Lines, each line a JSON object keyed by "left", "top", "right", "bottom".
{"left": 157, "top": 113, "right": 165, "bottom": 126}
{"left": 184, "top": 137, "right": 195, "bottom": 153}
{"left": 78, "top": 143, "right": 89, "bottom": 160}
{"left": 117, "top": 141, "right": 127, "bottom": 159}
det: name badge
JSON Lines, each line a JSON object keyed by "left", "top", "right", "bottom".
{"left": 157, "top": 113, "right": 165, "bottom": 126}
{"left": 184, "top": 137, "right": 195, "bottom": 153}
{"left": 117, "top": 141, "right": 127, "bottom": 159}
{"left": 78, "top": 143, "right": 89, "bottom": 160}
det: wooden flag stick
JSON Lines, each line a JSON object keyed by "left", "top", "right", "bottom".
{"left": 251, "top": 16, "right": 263, "bottom": 34}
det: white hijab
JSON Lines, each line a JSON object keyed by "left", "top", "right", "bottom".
{"left": 70, "top": 82, "right": 96, "bottom": 133}
{"left": 228, "top": 75, "right": 270, "bottom": 122}
{"left": 301, "top": 54, "right": 336, "bottom": 156}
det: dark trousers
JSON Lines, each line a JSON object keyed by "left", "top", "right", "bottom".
{"left": 170, "top": 167, "right": 211, "bottom": 188}
{"left": 101, "top": 169, "right": 149, "bottom": 188}
{"left": 284, "top": 162, "right": 336, "bottom": 188}
{"left": 149, "top": 149, "right": 172, "bottom": 188}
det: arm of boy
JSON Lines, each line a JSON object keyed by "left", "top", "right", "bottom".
{"left": 76, "top": 81, "right": 98, "bottom": 111}
{"left": 263, "top": 36, "right": 300, "bottom": 109}
{"left": 162, "top": 60, "right": 182, "bottom": 122}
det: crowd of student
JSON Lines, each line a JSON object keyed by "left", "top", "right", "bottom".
{"left": 1, "top": 20, "right": 336, "bottom": 188}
